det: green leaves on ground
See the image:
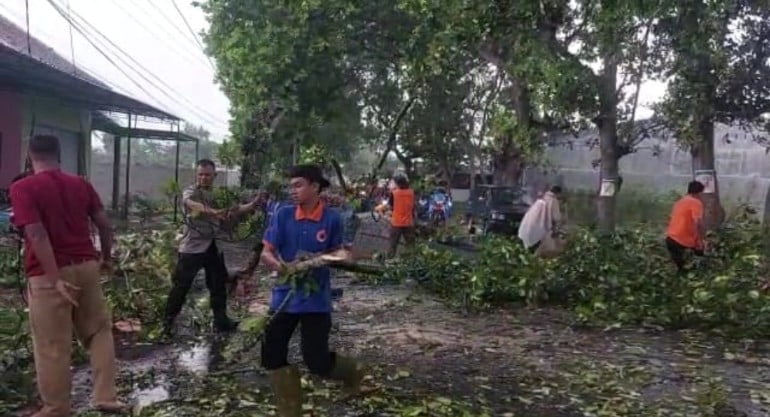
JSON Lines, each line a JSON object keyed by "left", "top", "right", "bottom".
{"left": 388, "top": 211, "right": 770, "bottom": 337}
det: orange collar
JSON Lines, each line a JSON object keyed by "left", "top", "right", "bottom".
{"left": 295, "top": 202, "right": 324, "bottom": 221}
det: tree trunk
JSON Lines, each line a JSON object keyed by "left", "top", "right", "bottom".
{"left": 374, "top": 143, "right": 392, "bottom": 174}
{"left": 373, "top": 97, "right": 416, "bottom": 176}
{"left": 596, "top": 55, "right": 620, "bottom": 233}
{"left": 691, "top": 120, "right": 725, "bottom": 230}
{"left": 393, "top": 147, "right": 414, "bottom": 177}
{"left": 492, "top": 77, "right": 530, "bottom": 186}
{"left": 678, "top": 2, "right": 725, "bottom": 232}
{"left": 331, "top": 158, "right": 348, "bottom": 192}
{"left": 240, "top": 151, "right": 261, "bottom": 188}
{"left": 492, "top": 150, "right": 524, "bottom": 186}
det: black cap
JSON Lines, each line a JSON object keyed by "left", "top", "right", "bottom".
{"left": 289, "top": 164, "right": 331, "bottom": 190}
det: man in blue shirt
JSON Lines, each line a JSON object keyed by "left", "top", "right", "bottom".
{"left": 260, "top": 165, "right": 364, "bottom": 417}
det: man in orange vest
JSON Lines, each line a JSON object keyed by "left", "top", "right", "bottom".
{"left": 387, "top": 176, "right": 416, "bottom": 258}
{"left": 665, "top": 181, "right": 706, "bottom": 273}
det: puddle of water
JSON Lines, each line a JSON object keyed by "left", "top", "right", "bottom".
{"left": 177, "top": 343, "right": 210, "bottom": 374}
{"left": 133, "top": 382, "right": 170, "bottom": 408}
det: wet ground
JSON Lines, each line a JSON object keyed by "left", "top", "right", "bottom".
{"left": 10, "top": 223, "right": 770, "bottom": 416}
{"left": 63, "top": 273, "right": 769, "bottom": 416}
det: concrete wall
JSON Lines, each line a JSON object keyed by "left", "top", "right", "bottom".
{"left": 89, "top": 155, "right": 241, "bottom": 207}
{"left": 523, "top": 123, "right": 770, "bottom": 221}
{"left": 0, "top": 91, "right": 22, "bottom": 187}
{"left": 20, "top": 96, "right": 92, "bottom": 177}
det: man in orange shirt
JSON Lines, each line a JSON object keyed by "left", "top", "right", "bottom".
{"left": 387, "top": 176, "right": 416, "bottom": 258}
{"left": 665, "top": 181, "right": 706, "bottom": 273}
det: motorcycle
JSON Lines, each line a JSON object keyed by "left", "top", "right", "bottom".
{"left": 371, "top": 197, "right": 390, "bottom": 222}
{"left": 428, "top": 191, "right": 452, "bottom": 227}
{"left": 416, "top": 194, "right": 430, "bottom": 221}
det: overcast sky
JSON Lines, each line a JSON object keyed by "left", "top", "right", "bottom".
{"left": 1, "top": 0, "right": 231, "bottom": 140}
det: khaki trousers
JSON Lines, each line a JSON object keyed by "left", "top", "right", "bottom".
{"left": 28, "top": 260, "right": 118, "bottom": 417}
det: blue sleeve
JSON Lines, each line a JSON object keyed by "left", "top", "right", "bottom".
{"left": 263, "top": 207, "right": 283, "bottom": 250}
{"left": 329, "top": 212, "right": 344, "bottom": 250}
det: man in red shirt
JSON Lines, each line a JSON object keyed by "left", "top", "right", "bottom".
{"left": 11, "top": 135, "right": 125, "bottom": 416}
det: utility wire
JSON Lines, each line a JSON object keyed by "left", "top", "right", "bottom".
{"left": 47, "top": 0, "right": 228, "bottom": 129}
{"left": 107, "top": 0, "right": 209, "bottom": 69}
{"left": 136, "top": 0, "right": 207, "bottom": 59}
{"left": 43, "top": 0, "right": 170, "bottom": 111}
{"left": 0, "top": 2, "right": 134, "bottom": 96}
{"left": 170, "top": 0, "right": 216, "bottom": 72}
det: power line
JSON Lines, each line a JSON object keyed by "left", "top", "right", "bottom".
{"left": 136, "top": 0, "right": 206, "bottom": 57}
{"left": 170, "top": 0, "right": 216, "bottom": 71}
{"left": 0, "top": 2, "right": 134, "bottom": 96}
{"left": 46, "top": 0, "right": 229, "bottom": 129}
{"left": 107, "top": 0, "right": 210, "bottom": 70}
{"left": 43, "top": 0, "right": 171, "bottom": 113}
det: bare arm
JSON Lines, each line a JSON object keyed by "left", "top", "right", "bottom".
{"left": 231, "top": 199, "right": 259, "bottom": 217}
{"left": 184, "top": 198, "right": 222, "bottom": 216}
{"left": 25, "top": 223, "right": 60, "bottom": 282}
{"left": 91, "top": 210, "right": 114, "bottom": 263}
{"left": 694, "top": 203, "right": 706, "bottom": 247}
{"left": 260, "top": 245, "right": 284, "bottom": 272}
{"left": 695, "top": 218, "right": 705, "bottom": 246}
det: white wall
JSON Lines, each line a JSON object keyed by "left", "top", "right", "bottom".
{"left": 524, "top": 122, "right": 770, "bottom": 221}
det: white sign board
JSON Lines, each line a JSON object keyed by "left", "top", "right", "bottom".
{"left": 599, "top": 179, "right": 617, "bottom": 197}
{"left": 694, "top": 170, "right": 716, "bottom": 194}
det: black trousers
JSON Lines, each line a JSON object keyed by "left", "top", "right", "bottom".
{"left": 164, "top": 242, "right": 229, "bottom": 322}
{"left": 261, "top": 312, "right": 335, "bottom": 375}
{"left": 665, "top": 237, "right": 703, "bottom": 273}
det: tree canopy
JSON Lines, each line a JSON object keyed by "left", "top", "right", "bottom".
{"left": 198, "top": 0, "right": 770, "bottom": 229}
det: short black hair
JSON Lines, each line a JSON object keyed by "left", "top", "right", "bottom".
{"left": 687, "top": 180, "right": 705, "bottom": 194}
{"left": 28, "top": 134, "right": 60, "bottom": 160}
{"left": 288, "top": 164, "right": 330, "bottom": 190}
{"left": 196, "top": 159, "right": 216, "bottom": 169}
{"left": 394, "top": 176, "right": 409, "bottom": 189}
{"left": 550, "top": 185, "right": 562, "bottom": 194}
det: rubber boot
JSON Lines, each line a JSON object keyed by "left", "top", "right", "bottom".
{"left": 328, "top": 354, "right": 365, "bottom": 396}
{"left": 161, "top": 316, "right": 175, "bottom": 339}
{"left": 213, "top": 314, "right": 240, "bottom": 333}
{"left": 269, "top": 366, "right": 302, "bottom": 417}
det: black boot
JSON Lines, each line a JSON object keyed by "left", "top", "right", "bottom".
{"left": 213, "top": 311, "right": 240, "bottom": 333}
{"left": 161, "top": 316, "right": 175, "bottom": 339}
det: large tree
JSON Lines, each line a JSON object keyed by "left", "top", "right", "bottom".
{"left": 396, "top": 0, "right": 668, "bottom": 230}
{"left": 655, "top": 0, "right": 770, "bottom": 230}
{"left": 198, "top": 0, "right": 427, "bottom": 185}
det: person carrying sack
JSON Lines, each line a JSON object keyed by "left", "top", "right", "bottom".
{"left": 518, "top": 186, "right": 565, "bottom": 257}
{"left": 259, "top": 164, "right": 365, "bottom": 417}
